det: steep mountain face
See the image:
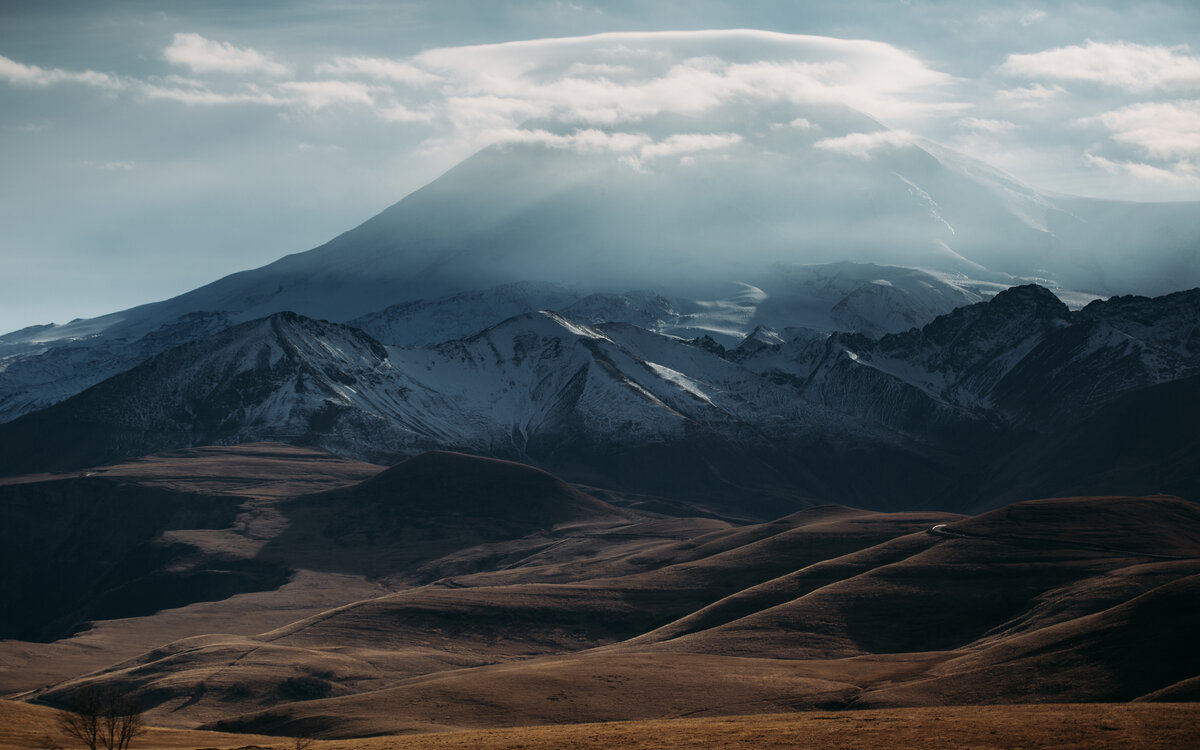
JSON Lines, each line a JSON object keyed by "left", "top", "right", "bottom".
{"left": 0, "top": 313, "right": 435, "bottom": 474}
{"left": 742, "top": 284, "right": 1200, "bottom": 423}
{"left": 1, "top": 285, "right": 1196, "bottom": 512}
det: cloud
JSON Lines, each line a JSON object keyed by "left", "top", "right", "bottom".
{"left": 0, "top": 54, "right": 122, "bottom": 89}
{"left": 488, "top": 128, "right": 741, "bottom": 161}
{"left": 1001, "top": 41, "right": 1200, "bottom": 92}
{"left": 491, "top": 127, "right": 650, "bottom": 153}
{"left": 4, "top": 30, "right": 960, "bottom": 131}
{"left": 1020, "top": 10, "right": 1048, "bottom": 27}
{"left": 978, "top": 8, "right": 1048, "bottom": 28}
{"left": 1084, "top": 152, "right": 1199, "bottom": 185}
{"left": 139, "top": 82, "right": 282, "bottom": 106}
{"left": 564, "top": 62, "right": 636, "bottom": 77}
{"left": 639, "top": 132, "right": 742, "bottom": 159}
{"left": 813, "top": 130, "right": 915, "bottom": 158}
{"left": 956, "top": 117, "right": 1016, "bottom": 133}
{"left": 379, "top": 103, "right": 437, "bottom": 123}
{"left": 140, "top": 76, "right": 378, "bottom": 110}
{"left": 995, "top": 83, "right": 1065, "bottom": 108}
{"left": 278, "top": 80, "right": 376, "bottom": 109}
{"left": 75, "top": 160, "right": 136, "bottom": 171}
{"left": 3, "top": 30, "right": 963, "bottom": 165}
{"left": 409, "top": 30, "right": 960, "bottom": 126}
{"left": 315, "top": 56, "right": 441, "bottom": 86}
{"left": 1088, "top": 100, "right": 1200, "bottom": 159}
{"left": 164, "top": 33, "right": 289, "bottom": 76}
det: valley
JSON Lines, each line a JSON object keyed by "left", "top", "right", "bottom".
{"left": 1, "top": 444, "right": 1197, "bottom": 745}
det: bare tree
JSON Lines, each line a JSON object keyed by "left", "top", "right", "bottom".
{"left": 56, "top": 686, "right": 144, "bottom": 750}
{"left": 99, "top": 689, "right": 143, "bottom": 750}
{"left": 57, "top": 687, "right": 102, "bottom": 750}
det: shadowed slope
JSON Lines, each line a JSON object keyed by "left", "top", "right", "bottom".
{"left": 15, "top": 488, "right": 1200, "bottom": 737}
{"left": 260, "top": 451, "right": 629, "bottom": 578}
{"left": 196, "top": 495, "right": 1200, "bottom": 738}
{"left": 0, "top": 477, "right": 286, "bottom": 642}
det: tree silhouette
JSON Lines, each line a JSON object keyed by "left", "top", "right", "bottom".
{"left": 56, "top": 686, "right": 144, "bottom": 750}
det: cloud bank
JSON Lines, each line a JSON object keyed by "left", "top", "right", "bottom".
{"left": 1002, "top": 40, "right": 1200, "bottom": 92}
{"left": 1, "top": 30, "right": 961, "bottom": 160}
{"left": 2, "top": 28, "right": 1199, "bottom": 199}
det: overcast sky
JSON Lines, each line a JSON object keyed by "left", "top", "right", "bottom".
{"left": 1, "top": 1, "right": 1198, "bottom": 333}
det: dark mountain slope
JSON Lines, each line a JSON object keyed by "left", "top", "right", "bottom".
{"left": 0, "top": 477, "right": 286, "bottom": 641}
{"left": 1, "top": 287, "right": 1197, "bottom": 513}
{"left": 259, "top": 451, "right": 629, "bottom": 578}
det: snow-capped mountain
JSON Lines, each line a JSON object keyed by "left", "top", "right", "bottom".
{"left": 2, "top": 285, "right": 1196, "bottom": 512}
{"left": 3, "top": 99, "right": 1197, "bottom": 429}
{"left": 0, "top": 263, "right": 983, "bottom": 423}
{"left": 0, "top": 311, "right": 234, "bottom": 423}
{"left": 350, "top": 264, "right": 986, "bottom": 349}
{"left": 137, "top": 103, "right": 1190, "bottom": 327}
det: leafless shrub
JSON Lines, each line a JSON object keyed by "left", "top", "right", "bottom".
{"left": 56, "top": 686, "right": 144, "bottom": 750}
{"left": 293, "top": 730, "right": 316, "bottom": 750}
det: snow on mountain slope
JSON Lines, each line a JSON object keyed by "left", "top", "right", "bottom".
{"left": 384, "top": 310, "right": 850, "bottom": 455}
{"left": 1077, "top": 289, "right": 1200, "bottom": 361}
{"left": 752, "top": 262, "right": 989, "bottom": 338}
{"left": 350, "top": 264, "right": 984, "bottom": 350}
{"left": 350, "top": 282, "right": 583, "bottom": 348}
{"left": 2, "top": 286, "right": 1197, "bottom": 511}
{"left": 7, "top": 94, "right": 1195, "bottom": 422}
{"left": 0, "top": 263, "right": 974, "bottom": 424}
{"left": 0, "top": 313, "right": 436, "bottom": 473}
{"left": 737, "top": 285, "right": 1200, "bottom": 433}
{"left": 866, "top": 284, "right": 1073, "bottom": 409}
{"left": 0, "top": 309, "right": 827, "bottom": 477}
{"left": 0, "top": 311, "right": 234, "bottom": 423}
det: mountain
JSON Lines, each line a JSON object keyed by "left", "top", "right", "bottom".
{"left": 0, "top": 311, "right": 234, "bottom": 424}
{"left": 0, "top": 264, "right": 984, "bottom": 424}
{"left": 121, "top": 105, "right": 1197, "bottom": 324}
{"left": 4, "top": 100, "right": 1198, "bottom": 423}
{"left": 2, "top": 284, "right": 1196, "bottom": 513}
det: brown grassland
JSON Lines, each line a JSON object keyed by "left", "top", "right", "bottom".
{"left": 4, "top": 446, "right": 1199, "bottom": 749}
{"left": 3, "top": 700, "right": 1198, "bottom": 750}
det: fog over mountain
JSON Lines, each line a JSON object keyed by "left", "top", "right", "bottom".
{"left": 51, "top": 100, "right": 1200, "bottom": 325}
{"left": 4, "top": 20, "right": 1200, "bottom": 332}
{"left": 1, "top": 89, "right": 1198, "bottom": 439}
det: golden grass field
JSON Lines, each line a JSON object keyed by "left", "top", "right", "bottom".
{"left": 3, "top": 700, "right": 1198, "bottom": 750}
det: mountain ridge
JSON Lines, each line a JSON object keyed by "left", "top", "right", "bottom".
{"left": 2, "top": 284, "right": 1196, "bottom": 513}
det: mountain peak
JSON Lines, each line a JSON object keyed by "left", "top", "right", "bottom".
{"left": 988, "top": 284, "right": 1071, "bottom": 316}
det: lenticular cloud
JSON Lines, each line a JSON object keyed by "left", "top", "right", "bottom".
{"left": 348, "top": 30, "right": 962, "bottom": 150}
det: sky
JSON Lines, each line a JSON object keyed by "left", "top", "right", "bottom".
{"left": 1, "top": 0, "right": 1199, "bottom": 334}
